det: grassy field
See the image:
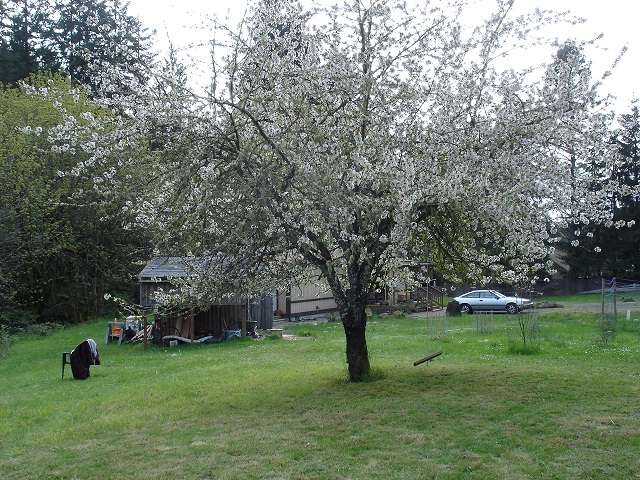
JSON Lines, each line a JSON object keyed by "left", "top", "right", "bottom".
{"left": 1, "top": 296, "right": 639, "bottom": 479}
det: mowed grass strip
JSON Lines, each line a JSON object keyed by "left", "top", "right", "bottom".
{"left": 1, "top": 300, "right": 639, "bottom": 479}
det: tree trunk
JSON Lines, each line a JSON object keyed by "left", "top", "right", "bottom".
{"left": 319, "top": 253, "right": 377, "bottom": 382}
{"left": 340, "top": 299, "right": 371, "bottom": 382}
{"left": 343, "top": 323, "right": 370, "bottom": 382}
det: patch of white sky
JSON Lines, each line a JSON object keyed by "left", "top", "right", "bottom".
{"left": 127, "top": 0, "right": 638, "bottom": 115}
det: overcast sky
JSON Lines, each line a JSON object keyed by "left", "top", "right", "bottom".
{"left": 127, "top": 0, "right": 639, "bottom": 115}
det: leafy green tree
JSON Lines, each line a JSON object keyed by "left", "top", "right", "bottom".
{"left": 0, "top": 73, "right": 151, "bottom": 327}
{"left": 0, "top": 74, "right": 62, "bottom": 325}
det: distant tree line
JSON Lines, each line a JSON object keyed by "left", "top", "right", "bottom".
{"left": 519, "top": 40, "right": 640, "bottom": 281}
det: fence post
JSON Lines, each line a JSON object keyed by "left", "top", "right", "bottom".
{"left": 613, "top": 277, "right": 618, "bottom": 322}
{"left": 601, "top": 278, "right": 605, "bottom": 320}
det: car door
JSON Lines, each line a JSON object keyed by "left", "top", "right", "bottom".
{"left": 479, "top": 291, "right": 500, "bottom": 311}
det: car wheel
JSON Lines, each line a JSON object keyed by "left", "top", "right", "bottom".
{"left": 505, "top": 303, "right": 518, "bottom": 315}
{"left": 460, "top": 303, "right": 472, "bottom": 314}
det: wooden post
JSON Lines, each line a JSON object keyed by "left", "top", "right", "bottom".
{"left": 241, "top": 302, "right": 247, "bottom": 338}
{"left": 143, "top": 314, "right": 148, "bottom": 350}
{"left": 190, "top": 308, "right": 195, "bottom": 345}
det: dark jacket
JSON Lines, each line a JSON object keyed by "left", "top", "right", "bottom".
{"left": 70, "top": 339, "right": 100, "bottom": 380}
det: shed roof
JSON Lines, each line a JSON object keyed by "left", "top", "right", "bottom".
{"left": 139, "top": 257, "right": 202, "bottom": 282}
{"left": 138, "top": 256, "right": 255, "bottom": 307}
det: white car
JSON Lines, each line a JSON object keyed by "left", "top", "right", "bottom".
{"left": 453, "top": 290, "right": 533, "bottom": 314}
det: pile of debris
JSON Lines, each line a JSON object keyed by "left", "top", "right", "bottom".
{"left": 127, "top": 324, "right": 153, "bottom": 344}
{"left": 537, "top": 301, "right": 564, "bottom": 309}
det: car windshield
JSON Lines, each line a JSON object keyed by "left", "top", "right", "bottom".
{"left": 490, "top": 290, "right": 506, "bottom": 298}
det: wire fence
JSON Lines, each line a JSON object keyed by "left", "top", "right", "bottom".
{"left": 601, "top": 277, "right": 640, "bottom": 344}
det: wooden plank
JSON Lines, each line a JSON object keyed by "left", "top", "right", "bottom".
{"left": 162, "top": 335, "right": 213, "bottom": 344}
{"left": 143, "top": 315, "right": 148, "bottom": 349}
{"left": 413, "top": 350, "right": 443, "bottom": 366}
{"left": 180, "top": 316, "right": 190, "bottom": 337}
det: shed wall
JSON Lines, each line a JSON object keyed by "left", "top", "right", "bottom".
{"left": 276, "top": 281, "right": 338, "bottom": 319}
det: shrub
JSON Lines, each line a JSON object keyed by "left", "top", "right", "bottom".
{"left": 27, "top": 322, "right": 64, "bottom": 336}
{"left": 0, "top": 325, "right": 10, "bottom": 357}
{"left": 508, "top": 340, "right": 541, "bottom": 355}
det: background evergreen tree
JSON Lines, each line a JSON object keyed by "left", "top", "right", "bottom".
{"left": 0, "top": 0, "right": 58, "bottom": 85}
{"left": 561, "top": 104, "right": 640, "bottom": 278}
{"left": 609, "top": 106, "right": 640, "bottom": 277}
{"left": 0, "top": 0, "right": 154, "bottom": 90}
{"left": 52, "top": 0, "right": 154, "bottom": 92}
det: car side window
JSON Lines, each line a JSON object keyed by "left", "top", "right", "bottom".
{"left": 465, "top": 292, "right": 480, "bottom": 298}
{"left": 479, "top": 292, "right": 494, "bottom": 298}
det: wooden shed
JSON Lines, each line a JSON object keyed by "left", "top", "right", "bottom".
{"left": 139, "top": 257, "right": 273, "bottom": 342}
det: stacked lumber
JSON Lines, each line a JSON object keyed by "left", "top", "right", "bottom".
{"left": 175, "top": 316, "right": 194, "bottom": 338}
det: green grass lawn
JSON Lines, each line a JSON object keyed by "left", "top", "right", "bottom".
{"left": 1, "top": 299, "right": 639, "bottom": 479}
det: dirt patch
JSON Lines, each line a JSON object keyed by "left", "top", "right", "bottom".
{"left": 282, "top": 334, "right": 316, "bottom": 341}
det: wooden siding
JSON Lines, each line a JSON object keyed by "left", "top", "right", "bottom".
{"left": 276, "top": 281, "right": 338, "bottom": 319}
{"left": 139, "top": 281, "right": 174, "bottom": 308}
{"left": 155, "top": 304, "right": 244, "bottom": 342}
{"left": 249, "top": 296, "right": 275, "bottom": 330}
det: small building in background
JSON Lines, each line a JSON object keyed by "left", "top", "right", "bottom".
{"left": 139, "top": 257, "right": 273, "bottom": 342}
{"left": 273, "top": 262, "right": 445, "bottom": 320}
{"left": 275, "top": 280, "right": 339, "bottom": 321}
